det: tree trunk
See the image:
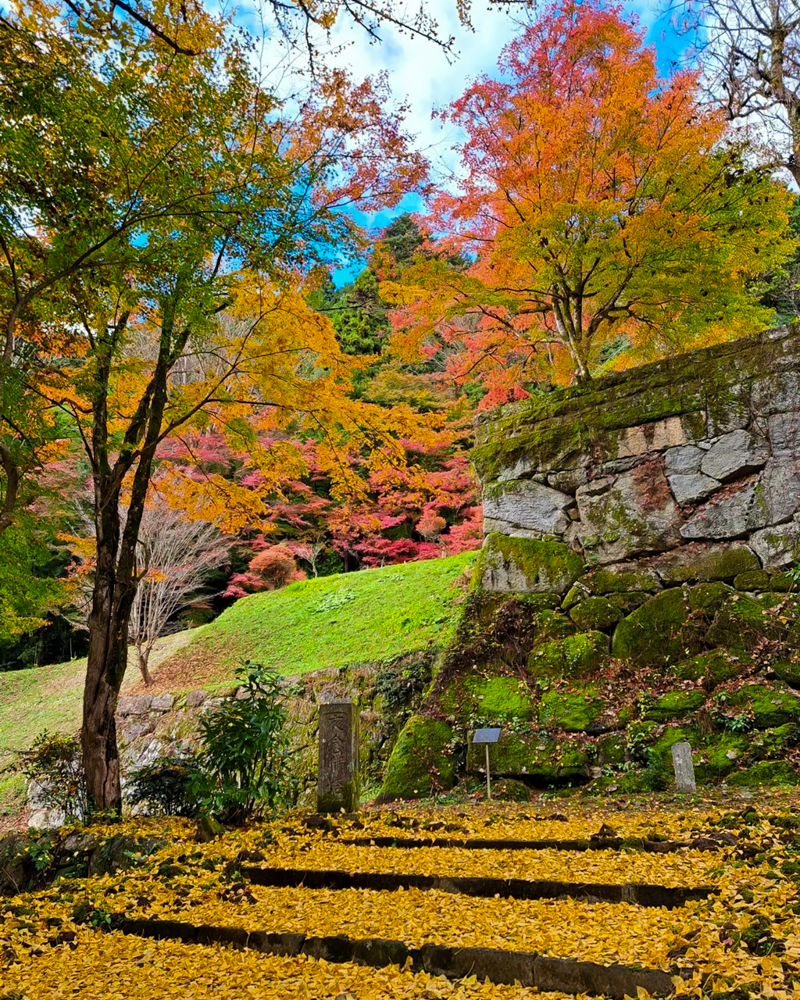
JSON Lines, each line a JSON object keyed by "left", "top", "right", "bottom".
{"left": 137, "top": 646, "right": 153, "bottom": 686}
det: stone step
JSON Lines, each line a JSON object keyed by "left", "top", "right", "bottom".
{"left": 112, "top": 916, "right": 676, "bottom": 999}
{"left": 240, "top": 865, "right": 714, "bottom": 908}
{"left": 337, "top": 835, "right": 720, "bottom": 852}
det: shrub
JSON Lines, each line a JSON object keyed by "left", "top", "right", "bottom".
{"left": 126, "top": 751, "right": 201, "bottom": 817}
{"left": 11, "top": 731, "right": 88, "bottom": 823}
{"left": 192, "top": 661, "right": 296, "bottom": 823}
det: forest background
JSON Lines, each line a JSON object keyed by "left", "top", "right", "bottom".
{"left": 0, "top": 0, "right": 798, "bottom": 809}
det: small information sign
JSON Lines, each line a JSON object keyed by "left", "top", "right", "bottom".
{"left": 471, "top": 728, "right": 502, "bottom": 799}
{"left": 472, "top": 727, "right": 502, "bottom": 745}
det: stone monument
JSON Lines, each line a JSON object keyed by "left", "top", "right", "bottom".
{"left": 317, "top": 701, "right": 360, "bottom": 813}
{"left": 671, "top": 742, "right": 697, "bottom": 794}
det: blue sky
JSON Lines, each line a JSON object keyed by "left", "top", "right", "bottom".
{"left": 290, "top": 1, "right": 690, "bottom": 283}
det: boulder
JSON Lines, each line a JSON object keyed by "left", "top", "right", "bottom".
{"left": 650, "top": 542, "right": 759, "bottom": 583}
{"left": 483, "top": 479, "right": 574, "bottom": 537}
{"left": 527, "top": 631, "right": 609, "bottom": 678}
{"left": 150, "top": 694, "right": 175, "bottom": 712}
{"left": 474, "top": 534, "right": 584, "bottom": 595}
{"left": 643, "top": 689, "right": 705, "bottom": 722}
{"left": 575, "top": 463, "right": 682, "bottom": 564}
{"left": 380, "top": 716, "right": 456, "bottom": 800}
{"left": 668, "top": 473, "right": 720, "bottom": 504}
{"left": 664, "top": 445, "right": 704, "bottom": 476}
{"left": 117, "top": 695, "right": 153, "bottom": 716}
{"left": 750, "top": 519, "right": 800, "bottom": 567}
{"left": 466, "top": 731, "right": 590, "bottom": 784}
{"left": 538, "top": 685, "right": 606, "bottom": 732}
{"left": 581, "top": 564, "right": 661, "bottom": 594}
{"left": 611, "top": 589, "right": 702, "bottom": 669}
{"left": 569, "top": 597, "right": 622, "bottom": 632}
{"left": 700, "top": 429, "right": 768, "bottom": 482}
{"left": 680, "top": 482, "right": 769, "bottom": 540}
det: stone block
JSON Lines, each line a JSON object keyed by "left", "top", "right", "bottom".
{"left": 150, "top": 694, "right": 174, "bottom": 712}
{"left": 185, "top": 690, "right": 207, "bottom": 707}
{"left": 768, "top": 410, "right": 800, "bottom": 457}
{"left": 668, "top": 473, "right": 720, "bottom": 504}
{"left": 575, "top": 463, "right": 682, "bottom": 564}
{"left": 664, "top": 445, "right": 704, "bottom": 475}
{"left": 700, "top": 429, "right": 768, "bottom": 481}
{"left": 475, "top": 534, "right": 584, "bottom": 595}
{"left": 650, "top": 542, "right": 759, "bottom": 583}
{"left": 483, "top": 479, "right": 574, "bottom": 536}
{"left": 750, "top": 519, "right": 800, "bottom": 567}
{"left": 117, "top": 695, "right": 153, "bottom": 716}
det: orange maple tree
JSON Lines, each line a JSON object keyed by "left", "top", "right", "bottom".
{"left": 384, "top": 1, "right": 795, "bottom": 405}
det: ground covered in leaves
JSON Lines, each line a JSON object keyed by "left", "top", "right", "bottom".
{"left": 3, "top": 793, "right": 800, "bottom": 998}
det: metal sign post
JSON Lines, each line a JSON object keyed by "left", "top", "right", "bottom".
{"left": 472, "top": 727, "right": 502, "bottom": 801}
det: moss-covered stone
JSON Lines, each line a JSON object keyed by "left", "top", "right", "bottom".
{"left": 652, "top": 543, "right": 760, "bottom": 584}
{"left": 533, "top": 609, "right": 576, "bottom": 642}
{"left": 774, "top": 659, "right": 800, "bottom": 687}
{"left": 473, "top": 534, "right": 584, "bottom": 595}
{"left": 595, "top": 733, "right": 628, "bottom": 767}
{"left": 491, "top": 778, "right": 533, "bottom": 802}
{"left": 687, "top": 582, "right": 733, "bottom": 615}
{"left": 582, "top": 567, "right": 660, "bottom": 594}
{"left": 606, "top": 591, "right": 650, "bottom": 614}
{"left": 561, "top": 582, "right": 591, "bottom": 611}
{"left": 380, "top": 716, "right": 456, "bottom": 800}
{"left": 643, "top": 689, "right": 705, "bottom": 722}
{"left": 726, "top": 761, "right": 800, "bottom": 787}
{"left": 439, "top": 675, "right": 535, "bottom": 722}
{"left": 697, "top": 734, "right": 749, "bottom": 779}
{"left": 670, "top": 649, "right": 745, "bottom": 685}
{"left": 648, "top": 725, "right": 696, "bottom": 763}
{"left": 729, "top": 684, "right": 800, "bottom": 729}
{"left": 770, "top": 573, "right": 794, "bottom": 593}
{"left": 569, "top": 596, "right": 622, "bottom": 632}
{"left": 466, "top": 730, "right": 590, "bottom": 784}
{"left": 734, "top": 570, "right": 772, "bottom": 591}
{"left": 538, "top": 685, "right": 605, "bottom": 732}
{"left": 528, "top": 630, "right": 609, "bottom": 678}
{"left": 611, "top": 588, "right": 701, "bottom": 668}
{"left": 706, "top": 595, "right": 787, "bottom": 652}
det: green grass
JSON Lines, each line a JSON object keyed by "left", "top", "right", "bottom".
{"left": 0, "top": 553, "right": 475, "bottom": 819}
{"left": 160, "top": 551, "right": 476, "bottom": 688}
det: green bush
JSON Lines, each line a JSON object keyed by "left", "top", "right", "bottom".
{"left": 10, "top": 730, "right": 88, "bottom": 823}
{"left": 126, "top": 751, "right": 201, "bottom": 818}
{"left": 191, "top": 661, "right": 296, "bottom": 824}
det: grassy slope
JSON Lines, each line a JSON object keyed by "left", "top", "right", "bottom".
{"left": 147, "top": 551, "right": 475, "bottom": 692}
{"left": 0, "top": 553, "right": 475, "bottom": 819}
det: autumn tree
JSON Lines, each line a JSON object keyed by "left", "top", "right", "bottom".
{"left": 384, "top": 2, "right": 795, "bottom": 403}
{"left": 2, "top": 2, "right": 427, "bottom": 812}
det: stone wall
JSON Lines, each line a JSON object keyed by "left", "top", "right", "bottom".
{"left": 474, "top": 325, "right": 800, "bottom": 586}
{"left": 379, "top": 327, "right": 800, "bottom": 801}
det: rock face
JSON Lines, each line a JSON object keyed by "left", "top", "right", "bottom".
{"left": 473, "top": 326, "right": 800, "bottom": 577}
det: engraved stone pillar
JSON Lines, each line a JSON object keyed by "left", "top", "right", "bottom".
{"left": 317, "top": 701, "right": 360, "bottom": 813}
{"left": 671, "top": 742, "right": 697, "bottom": 794}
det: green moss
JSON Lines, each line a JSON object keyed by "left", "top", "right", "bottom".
{"left": 467, "top": 730, "right": 590, "bottom": 785}
{"left": 491, "top": 778, "right": 532, "bottom": 802}
{"left": 582, "top": 567, "right": 660, "bottom": 594}
{"left": 663, "top": 546, "right": 761, "bottom": 584}
{"left": 561, "top": 583, "right": 590, "bottom": 611}
{"left": 528, "top": 630, "right": 609, "bottom": 678}
{"left": 606, "top": 591, "right": 650, "bottom": 614}
{"left": 774, "top": 660, "right": 800, "bottom": 686}
{"left": 706, "top": 595, "right": 787, "bottom": 652}
{"left": 770, "top": 573, "right": 794, "bottom": 593}
{"left": 595, "top": 733, "right": 627, "bottom": 766}
{"left": 533, "top": 609, "right": 576, "bottom": 642}
{"left": 380, "top": 716, "right": 456, "bottom": 800}
{"left": 730, "top": 684, "right": 800, "bottom": 729}
{"left": 726, "top": 761, "right": 800, "bottom": 787}
{"left": 648, "top": 725, "right": 696, "bottom": 762}
{"left": 569, "top": 596, "right": 623, "bottom": 632}
{"left": 538, "top": 685, "right": 605, "bottom": 732}
{"left": 440, "top": 675, "right": 535, "bottom": 723}
{"left": 473, "top": 534, "right": 584, "bottom": 596}
{"left": 611, "top": 589, "right": 701, "bottom": 669}
{"left": 697, "top": 734, "right": 749, "bottom": 779}
{"left": 670, "top": 649, "right": 745, "bottom": 685}
{"left": 734, "top": 570, "right": 772, "bottom": 591}
{"left": 687, "top": 582, "right": 733, "bottom": 615}
{"left": 644, "top": 689, "right": 705, "bottom": 722}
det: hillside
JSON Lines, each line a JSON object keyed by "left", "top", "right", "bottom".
{"left": 0, "top": 553, "right": 474, "bottom": 820}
